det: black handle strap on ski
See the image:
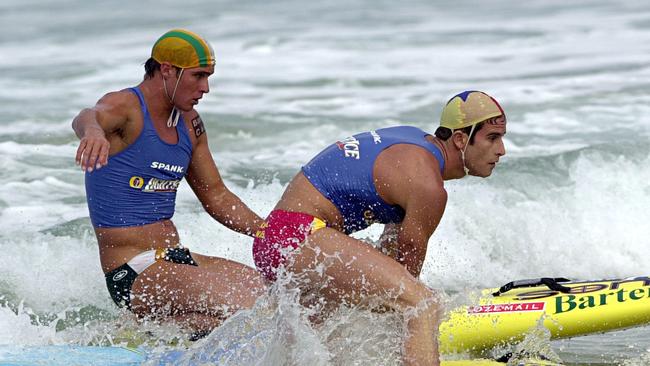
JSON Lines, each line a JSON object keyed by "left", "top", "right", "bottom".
{"left": 492, "top": 277, "right": 572, "bottom": 297}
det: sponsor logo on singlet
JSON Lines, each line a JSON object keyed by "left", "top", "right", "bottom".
{"left": 129, "top": 176, "right": 181, "bottom": 192}
{"left": 370, "top": 130, "right": 381, "bottom": 144}
{"left": 112, "top": 269, "right": 129, "bottom": 281}
{"left": 129, "top": 176, "right": 145, "bottom": 189}
{"left": 143, "top": 178, "right": 181, "bottom": 192}
{"left": 468, "top": 302, "right": 545, "bottom": 314}
{"left": 151, "top": 161, "right": 185, "bottom": 173}
{"left": 336, "top": 136, "right": 361, "bottom": 159}
{"left": 363, "top": 209, "right": 376, "bottom": 226}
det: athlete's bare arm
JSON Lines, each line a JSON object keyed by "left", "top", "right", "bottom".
{"left": 375, "top": 145, "right": 447, "bottom": 277}
{"left": 72, "top": 91, "right": 139, "bottom": 172}
{"left": 184, "top": 111, "right": 264, "bottom": 237}
{"left": 396, "top": 182, "right": 446, "bottom": 277}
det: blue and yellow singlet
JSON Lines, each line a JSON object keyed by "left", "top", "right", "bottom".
{"left": 85, "top": 87, "right": 193, "bottom": 228}
{"left": 302, "top": 126, "right": 445, "bottom": 234}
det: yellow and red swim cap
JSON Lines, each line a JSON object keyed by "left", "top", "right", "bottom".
{"left": 151, "top": 29, "right": 215, "bottom": 69}
{"left": 440, "top": 91, "right": 505, "bottom": 130}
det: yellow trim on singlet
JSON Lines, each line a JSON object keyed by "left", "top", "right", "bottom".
{"left": 154, "top": 247, "right": 167, "bottom": 261}
{"left": 310, "top": 217, "right": 327, "bottom": 233}
{"left": 255, "top": 221, "right": 269, "bottom": 239}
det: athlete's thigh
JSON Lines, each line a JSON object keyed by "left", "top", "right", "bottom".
{"left": 190, "top": 253, "right": 266, "bottom": 289}
{"left": 131, "top": 255, "right": 266, "bottom": 314}
{"left": 286, "top": 227, "right": 429, "bottom": 309}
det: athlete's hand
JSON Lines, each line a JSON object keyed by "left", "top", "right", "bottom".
{"left": 76, "top": 128, "right": 110, "bottom": 172}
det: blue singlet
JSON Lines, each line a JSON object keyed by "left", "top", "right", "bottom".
{"left": 302, "top": 126, "right": 445, "bottom": 234}
{"left": 85, "top": 87, "right": 193, "bottom": 228}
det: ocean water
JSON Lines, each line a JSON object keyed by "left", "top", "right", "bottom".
{"left": 1, "top": 0, "right": 650, "bottom": 364}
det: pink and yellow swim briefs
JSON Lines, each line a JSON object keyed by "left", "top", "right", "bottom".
{"left": 253, "top": 209, "right": 326, "bottom": 281}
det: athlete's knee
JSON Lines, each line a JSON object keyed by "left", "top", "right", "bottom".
{"left": 399, "top": 288, "right": 442, "bottom": 334}
{"left": 228, "top": 271, "right": 267, "bottom": 308}
{"left": 398, "top": 280, "right": 440, "bottom": 312}
{"left": 416, "top": 288, "right": 442, "bottom": 318}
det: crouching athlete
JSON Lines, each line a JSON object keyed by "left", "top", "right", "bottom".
{"left": 72, "top": 29, "right": 267, "bottom": 336}
{"left": 253, "top": 91, "right": 507, "bottom": 365}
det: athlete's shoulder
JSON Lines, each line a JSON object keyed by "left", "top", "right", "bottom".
{"left": 375, "top": 144, "right": 445, "bottom": 209}
{"left": 90, "top": 89, "right": 140, "bottom": 130}
{"left": 97, "top": 88, "right": 139, "bottom": 109}
{"left": 378, "top": 143, "right": 443, "bottom": 185}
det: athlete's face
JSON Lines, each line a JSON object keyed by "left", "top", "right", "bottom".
{"left": 464, "top": 116, "right": 507, "bottom": 177}
{"left": 164, "top": 64, "right": 214, "bottom": 112}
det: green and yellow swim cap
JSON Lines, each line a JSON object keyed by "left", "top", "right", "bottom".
{"left": 151, "top": 29, "right": 215, "bottom": 69}
{"left": 440, "top": 90, "right": 505, "bottom": 130}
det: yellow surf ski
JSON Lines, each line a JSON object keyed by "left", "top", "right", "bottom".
{"left": 440, "top": 276, "right": 650, "bottom": 354}
{"left": 442, "top": 360, "right": 561, "bottom": 366}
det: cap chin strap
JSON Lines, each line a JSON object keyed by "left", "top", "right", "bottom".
{"left": 459, "top": 123, "right": 477, "bottom": 176}
{"left": 162, "top": 68, "right": 184, "bottom": 127}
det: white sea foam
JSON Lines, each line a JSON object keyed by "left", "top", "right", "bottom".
{"left": 425, "top": 151, "right": 650, "bottom": 290}
{"left": 0, "top": 305, "right": 57, "bottom": 346}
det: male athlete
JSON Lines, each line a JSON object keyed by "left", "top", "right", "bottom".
{"left": 253, "top": 91, "right": 507, "bottom": 365}
{"left": 72, "top": 29, "right": 266, "bottom": 336}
